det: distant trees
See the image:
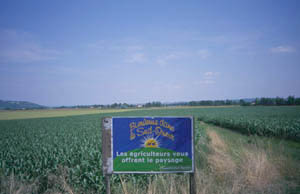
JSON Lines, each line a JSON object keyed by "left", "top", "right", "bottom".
{"left": 186, "top": 96, "right": 300, "bottom": 107}
{"left": 240, "top": 99, "right": 251, "bottom": 106}
{"left": 55, "top": 95, "right": 300, "bottom": 110}
{"left": 296, "top": 98, "right": 300, "bottom": 105}
{"left": 287, "top": 96, "right": 295, "bottom": 105}
{"left": 188, "top": 100, "right": 213, "bottom": 106}
{"left": 101, "top": 96, "right": 300, "bottom": 108}
{"left": 144, "top": 101, "right": 162, "bottom": 108}
{"left": 254, "top": 96, "right": 300, "bottom": 106}
{"left": 188, "top": 100, "right": 239, "bottom": 106}
{"left": 225, "top": 100, "right": 233, "bottom": 105}
{"left": 259, "top": 97, "right": 276, "bottom": 106}
{"left": 275, "top": 97, "right": 286, "bottom": 106}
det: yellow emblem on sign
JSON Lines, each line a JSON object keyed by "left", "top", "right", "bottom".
{"left": 143, "top": 138, "right": 159, "bottom": 148}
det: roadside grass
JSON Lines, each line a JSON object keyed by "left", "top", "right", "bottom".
{"left": 204, "top": 122, "right": 300, "bottom": 194}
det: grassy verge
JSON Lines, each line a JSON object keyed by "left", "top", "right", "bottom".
{"left": 202, "top": 122, "right": 300, "bottom": 194}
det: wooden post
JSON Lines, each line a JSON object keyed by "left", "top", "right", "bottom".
{"left": 102, "top": 117, "right": 112, "bottom": 194}
{"left": 190, "top": 173, "right": 196, "bottom": 194}
{"left": 190, "top": 116, "right": 196, "bottom": 194}
{"left": 105, "top": 174, "right": 111, "bottom": 194}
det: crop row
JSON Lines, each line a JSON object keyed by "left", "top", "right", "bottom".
{"left": 0, "top": 115, "right": 105, "bottom": 192}
{"left": 195, "top": 106, "right": 300, "bottom": 141}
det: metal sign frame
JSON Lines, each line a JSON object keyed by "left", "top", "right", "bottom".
{"left": 102, "top": 116, "right": 194, "bottom": 174}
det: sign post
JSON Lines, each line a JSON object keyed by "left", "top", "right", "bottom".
{"left": 102, "top": 117, "right": 112, "bottom": 194}
{"left": 102, "top": 117, "right": 195, "bottom": 193}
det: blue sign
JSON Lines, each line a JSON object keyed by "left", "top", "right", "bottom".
{"left": 112, "top": 117, "right": 194, "bottom": 173}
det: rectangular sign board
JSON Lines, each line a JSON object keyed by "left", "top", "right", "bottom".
{"left": 109, "top": 117, "right": 194, "bottom": 173}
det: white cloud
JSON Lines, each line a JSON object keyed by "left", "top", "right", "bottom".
{"left": 0, "top": 44, "right": 60, "bottom": 62}
{"left": 126, "top": 53, "right": 146, "bottom": 63}
{"left": 0, "top": 29, "right": 61, "bottom": 63}
{"left": 109, "top": 45, "right": 144, "bottom": 52}
{"left": 153, "top": 82, "right": 183, "bottom": 91}
{"left": 200, "top": 80, "right": 215, "bottom": 84}
{"left": 192, "top": 32, "right": 262, "bottom": 55}
{"left": 194, "top": 72, "right": 220, "bottom": 85}
{"left": 270, "top": 46, "right": 295, "bottom": 53}
{"left": 156, "top": 52, "right": 184, "bottom": 66}
{"left": 155, "top": 49, "right": 211, "bottom": 67}
{"left": 87, "top": 40, "right": 105, "bottom": 49}
{"left": 191, "top": 35, "right": 228, "bottom": 44}
{"left": 204, "top": 72, "right": 213, "bottom": 76}
{"left": 87, "top": 39, "right": 144, "bottom": 52}
{"left": 168, "top": 84, "right": 183, "bottom": 90}
{"left": 194, "top": 80, "right": 215, "bottom": 85}
{"left": 121, "top": 88, "right": 137, "bottom": 94}
{"left": 126, "top": 45, "right": 143, "bottom": 51}
{"left": 197, "top": 49, "right": 211, "bottom": 59}
{"left": 204, "top": 71, "right": 220, "bottom": 77}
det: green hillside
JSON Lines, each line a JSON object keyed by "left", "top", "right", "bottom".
{"left": 0, "top": 100, "right": 46, "bottom": 110}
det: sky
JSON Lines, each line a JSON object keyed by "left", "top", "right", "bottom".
{"left": 0, "top": 0, "right": 300, "bottom": 106}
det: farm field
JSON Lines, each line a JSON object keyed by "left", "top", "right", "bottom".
{"left": 0, "top": 105, "right": 234, "bottom": 120}
{"left": 0, "top": 108, "right": 135, "bottom": 120}
{"left": 196, "top": 106, "right": 300, "bottom": 141}
{"left": 0, "top": 106, "right": 300, "bottom": 193}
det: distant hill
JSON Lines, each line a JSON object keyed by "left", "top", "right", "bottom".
{"left": 0, "top": 100, "right": 47, "bottom": 110}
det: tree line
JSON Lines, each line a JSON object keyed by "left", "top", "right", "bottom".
{"left": 188, "top": 96, "right": 300, "bottom": 107}
{"left": 243, "top": 96, "right": 300, "bottom": 106}
{"left": 147, "top": 96, "right": 300, "bottom": 107}
{"left": 55, "top": 96, "right": 300, "bottom": 109}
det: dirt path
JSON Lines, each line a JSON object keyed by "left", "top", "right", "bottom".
{"left": 206, "top": 130, "right": 236, "bottom": 177}
{"left": 205, "top": 126, "right": 292, "bottom": 194}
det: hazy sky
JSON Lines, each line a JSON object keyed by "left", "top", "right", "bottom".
{"left": 0, "top": 0, "right": 300, "bottom": 106}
